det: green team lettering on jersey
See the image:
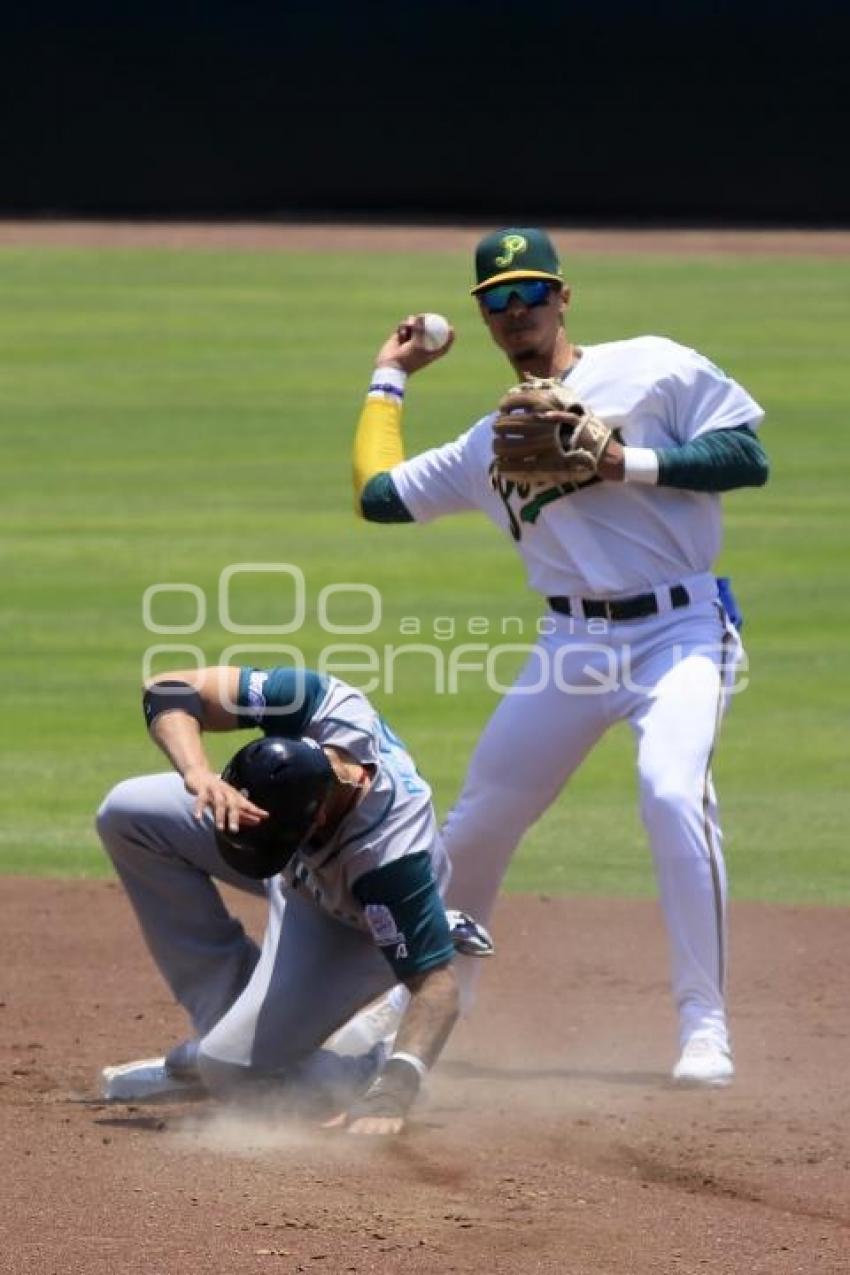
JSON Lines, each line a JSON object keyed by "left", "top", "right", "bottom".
{"left": 488, "top": 462, "right": 598, "bottom": 541}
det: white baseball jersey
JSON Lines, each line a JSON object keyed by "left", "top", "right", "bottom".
{"left": 391, "top": 336, "right": 764, "bottom": 598}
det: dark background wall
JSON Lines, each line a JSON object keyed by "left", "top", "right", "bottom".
{"left": 3, "top": 1, "right": 848, "bottom": 223}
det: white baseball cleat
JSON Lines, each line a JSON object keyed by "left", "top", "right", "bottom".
{"left": 100, "top": 1055, "right": 205, "bottom": 1102}
{"left": 672, "top": 1036, "right": 734, "bottom": 1088}
{"left": 446, "top": 909, "right": 495, "bottom": 957}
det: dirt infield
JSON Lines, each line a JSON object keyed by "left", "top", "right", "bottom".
{"left": 2, "top": 879, "right": 849, "bottom": 1275}
{"left": 3, "top": 221, "right": 848, "bottom": 1270}
{"left": 1, "top": 220, "right": 849, "bottom": 255}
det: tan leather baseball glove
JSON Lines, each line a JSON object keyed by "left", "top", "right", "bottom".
{"left": 492, "top": 377, "right": 615, "bottom": 486}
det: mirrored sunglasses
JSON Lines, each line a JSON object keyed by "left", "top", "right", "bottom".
{"left": 479, "top": 279, "right": 554, "bottom": 314}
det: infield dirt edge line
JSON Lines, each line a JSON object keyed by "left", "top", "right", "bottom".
{"left": 0, "top": 220, "right": 849, "bottom": 255}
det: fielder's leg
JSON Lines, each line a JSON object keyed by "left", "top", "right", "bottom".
{"left": 441, "top": 635, "right": 611, "bottom": 1009}
{"left": 627, "top": 604, "right": 742, "bottom": 1073}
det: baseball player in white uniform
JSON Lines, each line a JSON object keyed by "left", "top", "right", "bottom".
{"left": 351, "top": 228, "right": 770, "bottom": 1086}
{"left": 96, "top": 664, "right": 491, "bottom": 1135}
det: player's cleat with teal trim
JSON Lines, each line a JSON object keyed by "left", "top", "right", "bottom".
{"left": 672, "top": 1036, "right": 734, "bottom": 1087}
{"left": 447, "top": 909, "right": 495, "bottom": 957}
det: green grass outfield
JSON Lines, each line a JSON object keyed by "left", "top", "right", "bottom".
{"left": 1, "top": 246, "right": 848, "bottom": 902}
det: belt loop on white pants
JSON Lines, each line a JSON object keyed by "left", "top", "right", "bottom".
{"left": 677, "top": 573, "right": 719, "bottom": 608}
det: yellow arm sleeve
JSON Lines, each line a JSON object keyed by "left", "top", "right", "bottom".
{"left": 352, "top": 393, "right": 406, "bottom": 511}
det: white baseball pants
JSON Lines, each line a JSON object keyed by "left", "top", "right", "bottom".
{"left": 444, "top": 587, "right": 742, "bottom": 1050}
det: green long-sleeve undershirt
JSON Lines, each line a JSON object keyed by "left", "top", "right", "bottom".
{"left": 656, "top": 423, "right": 769, "bottom": 491}
{"left": 360, "top": 424, "right": 768, "bottom": 523}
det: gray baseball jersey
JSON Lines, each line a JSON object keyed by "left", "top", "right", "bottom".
{"left": 97, "top": 667, "right": 454, "bottom": 1089}
{"left": 235, "top": 666, "right": 450, "bottom": 962}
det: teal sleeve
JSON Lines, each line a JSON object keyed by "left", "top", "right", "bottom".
{"left": 235, "top": 666, "right": 329, "bottom": 735}
{"left": 360, "top": 472, "right": 415, "bottom": 523}
{"left": 656, "top": 424, "right": 769, "bottom": 492}
{"left": 352, "top": 851, "right": 454, "bottom": 981}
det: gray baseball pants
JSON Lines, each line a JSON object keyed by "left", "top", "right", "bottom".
{"left": 96, "top": 773, "right": 396, "bottom": 1094}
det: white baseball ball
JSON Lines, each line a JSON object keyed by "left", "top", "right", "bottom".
{"left": 418, "top": 312, "right": 451, "bottom": 353}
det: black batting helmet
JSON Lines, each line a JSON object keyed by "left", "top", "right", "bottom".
{"left": 215, "top": 736, "right": 336, "bottom": 879}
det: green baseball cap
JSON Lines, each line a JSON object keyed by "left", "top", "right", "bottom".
{"left": 471, "top": 227, "right": 563, "bottom": 295}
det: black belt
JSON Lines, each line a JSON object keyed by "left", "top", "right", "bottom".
{"left": 548, "top": 584, "right": 690, "bottom": 622}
